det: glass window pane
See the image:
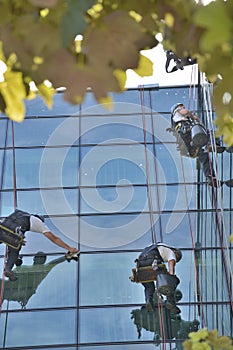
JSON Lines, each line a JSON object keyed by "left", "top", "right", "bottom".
{"left": 80, "top": 145, "right": 155, "bottom": 186}
{"left": 155, "top": 212, "right": 197, "bottom": 248}
{"left": 1, "top": 255, "right": 77, "bottom": 310}
{"left": 13, "top": 117, "right": 77, "bottom": 147}
{"left": 80, "top": 252, "right": 143, "bottom": 306}
{"left": 79, "top": 306, "right": 200, "bottom": 343}
{"left": 80, "top": 186, "right": 148, "bottom": 214}
{"left": 1, "top": 309, "right": 76, "bottom": 347}
{"left": 17, "top": 189, "right": 78, "bottom": 215}
{"left": 80, "top": 115, "right": 153, "bottom": 144}
{"left": 0, "top": 150, "right": 13, "bottom": 190}
{"left": 79, "top": 213, "right": 152, "bottom": 250}
{"left": 16, "top": 147, "right": 79, "bottom": 189}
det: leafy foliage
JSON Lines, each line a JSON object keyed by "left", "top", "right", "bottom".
{"left": 183, "top": 328, "right": 233, "bottom": 350}
{"left": 0, "top": 0, "right": 232, "bottom": 145}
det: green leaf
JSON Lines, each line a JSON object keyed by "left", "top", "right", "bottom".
{"left": 60, "top": 0, "right": 96, "bottom": 47}
{"left": 29, "top": 0, "right": 58, "bottom": 7}
{"left": 194, "top": 2, "right": 232, "bottom": 52}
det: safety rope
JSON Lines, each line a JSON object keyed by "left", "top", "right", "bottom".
{"left": 11, "top": 121, "right": 17, "bottom": 209}
{"left": 139, "top": 85, "right": 170, "bottom": 349}
{"left": 180, "top": 154, "right": 207, "bottom": 327}
{"left": 139, "top": 85, "right": 157, "bottom": 243}
{"left": 179, "top": 65, "right": 207, "bottom": 327}
{"left": 0, "top": 119, "right": 9, "bottom": 312}
{"left": 0, "top": 121, "right": 18, "bottom": 313}
{"left": 201, "top": 76, "right": 233, "bottom": 313}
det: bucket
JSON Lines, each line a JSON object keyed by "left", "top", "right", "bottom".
{"left": 191, "top": 124, "right": 208, "bottom": 147}
{"left": 156, "top": 273, "right": 180, "bottom": 295}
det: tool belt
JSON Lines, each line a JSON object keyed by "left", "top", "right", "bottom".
{"left": 129, "top": 264, "right": 166, "bottom": 283}
{"left": 0, "top": 224, "right": 24, "bottom": 249}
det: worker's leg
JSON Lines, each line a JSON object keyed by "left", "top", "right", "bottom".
{"left": 5, "top": 246, "right": 19, "bottom": 281}
{"left": 166, "top": 292, "right": 181, "bottom": 314}
{"left": 142, "top": 281, "right": 155, "bottom": 312}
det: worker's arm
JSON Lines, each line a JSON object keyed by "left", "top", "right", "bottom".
{"left": 44, "top": 231, "right": 78, "bottom": 253}
{"left": 168, "top": 259, "right": 176, "bottom": 275}
{"left": 179, "top": 108, "right": 200, "bottom": 121}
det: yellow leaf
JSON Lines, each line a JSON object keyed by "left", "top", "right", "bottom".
{"left": 37, "top": 82, "right": 55, "bottom": 109}
{"left": 0, "top": 41, "right": 6, "bottom": 61}
{"left": 114, "top": 69, "right": 127, "bottom": 90}
{"left": 0, "top": 70, "right": 26, "bottom": 122}
{"left": 165, "top": 13, "right": 174, "bottom": 28}
{"left": 133, "top": 53, "right": 153, "bottom": 77}
{"left": 189, "top": 328, "right": 209, "bottom": 342}
{"left": 230, "top": 234, "right": 233, "bottom": 243}
{"left": 98, "top": 95, "right": 113, "bottom": 110}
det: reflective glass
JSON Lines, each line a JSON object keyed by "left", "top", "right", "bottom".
{"left": 80, "top": 144, "right": 157, "bottom": 186}
{"left": 80, "top": 185, "right": 149, "bottom": 214}
{"left": 154, "top": 212, "right": 197, "bottom": 248}
{"left": 17, "top": 189, "right": 78, "bottom": 216}
{"left": 0, "top": 119, "right": 9, "bottom": 148}
{"left": 79, "top": 306, "right": 200, "bottom": 343}
{"left": 80, "top": 252, "right": 143, "bottom": 306}
{"left": 153, "top": 184, "right": 197, "bottom": 211}
{"left": 198, "top": 249, "right": 232, "bottom": 303}
{"left": 83, "top": 346, "right": 165, "bottom": 350}
{"left": 155, "top": 143, "right": 197, "bottom": 184}
{"left": 79, "top": 251, "right": 198, "bottom": 307}
{"left": 149, "top": 86, "right": 195, "bottom": 112}
{"left": 80, "top": 115, "right": 153, "bottom": 144}
{"left": 0, "top": 150, "right": 13, "bottom": 189}
{"left": 13, "top": 117, "right": 79, "bottom": 147}
{"left": 79, "top": 213, "right": 152, "bottom": 250}
{"left": 0, "top": 255, "right": 77, "bottom": 310}
{"left": 0, "top": 309, "right": 76, "bottom": 347}
{"left": 15, "top": 147, "right": 79, "bottom": 189}
{"left": 0, "top": 86, "right": 232, "bottom": 348}
{"left": 0, "top": 191, "right": 14, "bottom": 217}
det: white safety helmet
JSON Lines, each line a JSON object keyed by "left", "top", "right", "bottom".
{"left": 171, "top": 102, "right": 184, "bottom": 115}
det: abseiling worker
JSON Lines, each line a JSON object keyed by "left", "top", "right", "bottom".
{"left": 0, "top": 209, "right": 79, "bottom": 281}
{"left": 131, "top": 243, "right": 182, "bottom": 314}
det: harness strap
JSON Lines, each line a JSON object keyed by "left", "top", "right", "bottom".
{"left": 165, "top": 50, "right": 197, "bottom": 73}
{"left": 0, "top": 224, "right": 24, "bottom": 236}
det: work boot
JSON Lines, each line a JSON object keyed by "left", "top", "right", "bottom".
{"left": 206, "top": 175, "right": 222, "bottom": 188}
{"left": 207, "top": 145, "right": 225, "bottom": 153}
{"left": 225, "top": 179, "right": 233, "bottom": 188}
{"left": 226, "top": 146, "right": 233, "bottom": 153}
{"left": 165, "top": 301, "right": 181, "bottom": 314}
{"left": 5, "top": 268, "right": 18, "bottom": 281}
{"left": 146, "top": 298, "right": 154, "bottom": 312}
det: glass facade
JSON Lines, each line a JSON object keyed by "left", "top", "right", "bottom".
{"left": 0, "top": 85, "right": 232, "bottom": 349}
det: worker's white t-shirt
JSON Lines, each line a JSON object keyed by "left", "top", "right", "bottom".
{"left": 157, "top": 243, "right": 176, "bottom": 262}
{"left": 30, "top": 216, "right": 49, "bottom": 234}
